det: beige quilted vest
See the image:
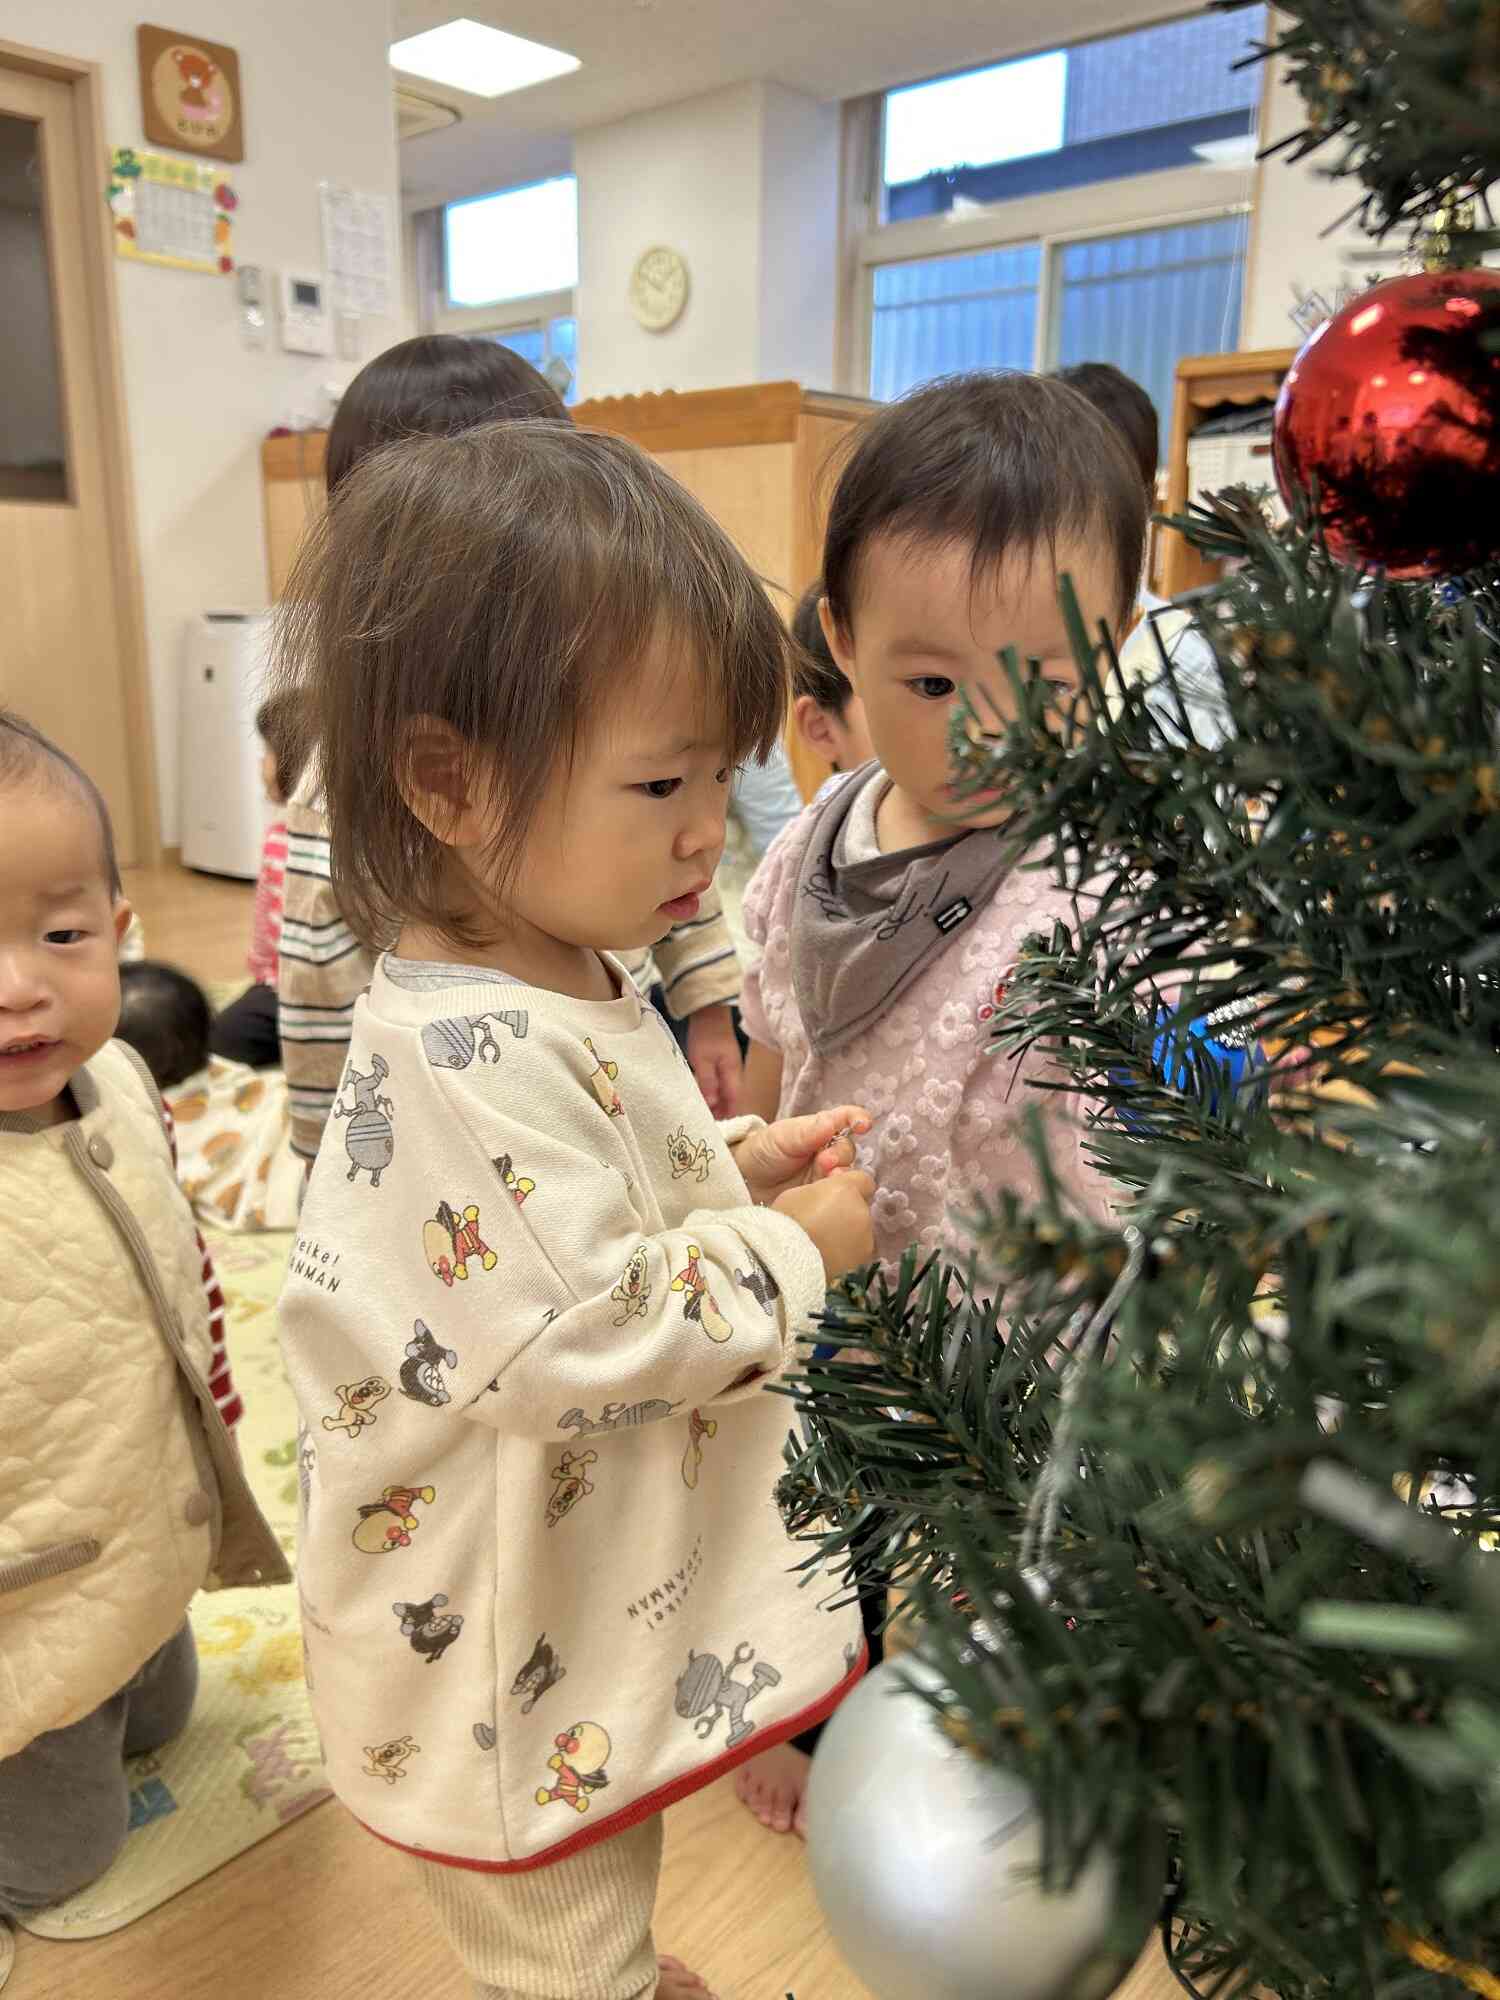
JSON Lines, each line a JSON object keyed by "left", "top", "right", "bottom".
{"left": 0, "top": 1042, "right": 289, "bottom": 1757}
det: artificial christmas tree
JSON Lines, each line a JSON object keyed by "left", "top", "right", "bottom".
{"left": 783, "top": 6, "right": 1500, "bottom": 1995}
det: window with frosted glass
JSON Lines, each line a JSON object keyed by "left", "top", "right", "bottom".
{"left": 870, "top": 244, "right": 1041, "bottom": 404}
{"left": 445, "top": 175, "right": 577, "bottom": 309}
{"left": 0, "top": 113, "right": 68, "bottom": 504}
{"left": 1051, "top": 216, "right": 1247, "bottom": 453}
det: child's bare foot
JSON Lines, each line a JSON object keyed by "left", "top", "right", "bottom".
{"left": 734, "top": 1741, "right": 811, "bottom": 1837}
{"left": 658, "top": 1953, "right": 716, "bottom": 1997}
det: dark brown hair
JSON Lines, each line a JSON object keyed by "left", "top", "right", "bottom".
{"left": 274, "top": 421, "right": 792, "bottom": 951}
{"left": 1055, "top": 361, "right": 1159, "bottom": 492}
{"left": 790, "top": 580, "right": 853, "bottom": 717}
{"left": 117, "top": 960, "right": 212, "bottom": 1090}
{"left": 255, "top": 691, "right": 309, "bottom": 803}
{"left": 822, "top": 371, "right": 1147, "bottom": 638}
{"left": 325, "top": 334, "right": 567, "bottom": 496}
{"left": 0, "top": 710, "right": 121, "bottom": 897}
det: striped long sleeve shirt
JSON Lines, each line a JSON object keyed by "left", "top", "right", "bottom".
{"left": 160, "top": 1102, "right": 243, "bottom": 1429}
{"left": 277, "top": 799, "right": 743, "bottom": 1165}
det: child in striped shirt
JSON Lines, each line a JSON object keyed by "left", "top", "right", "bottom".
{"left": 207, "top": 693, "right": 304, "bottom": 1070}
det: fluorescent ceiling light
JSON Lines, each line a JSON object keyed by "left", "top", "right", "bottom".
{"left": 390, "top": 18, "right": 580, "bottom": 100}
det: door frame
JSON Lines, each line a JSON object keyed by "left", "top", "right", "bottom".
{"left": 0, "top": 36, "right": 160, "bottom": 867}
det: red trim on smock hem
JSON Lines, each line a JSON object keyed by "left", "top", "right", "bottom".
{"left": 355, "top": 1641, "right": 868, "bottom": 1875}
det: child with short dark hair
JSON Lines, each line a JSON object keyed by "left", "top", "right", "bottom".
{"left": 274, "top": 421, "right": 878, "bottom": 2000}
{"left": 788, "top": 580, "right": 874, "bottom": 790}
{"left": 117, "top": 960, "right": 303, "bottom": 1233}
{"left": 0, "top": 714, "right": 285, "bottom": 1924}
{"left": 734, "top": 369, "right": 1143, "bottom": 1835}
{"left": 118, "top": 959, "right": 213, "bottom": 1091}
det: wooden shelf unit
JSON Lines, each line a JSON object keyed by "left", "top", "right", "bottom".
{"left": 1158, "top": 345, "right": 1297, "bottom": 599}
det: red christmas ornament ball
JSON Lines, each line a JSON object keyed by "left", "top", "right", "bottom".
{"left": 1272, "top": 268, "right": 1500, "bottom": 578}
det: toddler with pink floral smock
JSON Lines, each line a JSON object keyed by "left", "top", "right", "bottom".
{"left": 740, "top": 371, "right": 1149, "bottom": 1273}
{"left": 735, "top": 370, "right": 1149, "bottom": 1839}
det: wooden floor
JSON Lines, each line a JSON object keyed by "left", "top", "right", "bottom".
{"left": 12, "top": 863, "right": 1182, "bottom": 2000}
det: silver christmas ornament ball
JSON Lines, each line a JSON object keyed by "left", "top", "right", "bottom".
{"left": 805, "top": 1657, "right": 1153, "bottom": 2000}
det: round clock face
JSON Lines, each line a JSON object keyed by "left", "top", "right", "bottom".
{"left": 630, "top": 246, "right": 689, "bottom": 332}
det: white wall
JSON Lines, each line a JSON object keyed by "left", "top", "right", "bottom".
{"left": 757, "top": 85, "right": 839, "bottom": 388}
{"left": 574, "top": 81, "right": 838, "bottom": 399}
{"left": 5, "top": 0, "right": 403, "bottom": 844}
{"left": 1241, "top": 43, "right": 1366, "bottom": 350}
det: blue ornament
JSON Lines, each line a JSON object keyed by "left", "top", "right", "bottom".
{"left": 1117, "top": 1006, "right": 1266, "bottom": 1132}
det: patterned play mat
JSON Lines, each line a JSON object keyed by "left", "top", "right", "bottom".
{"left": 5, "top": 1225, "right": 325, "bottom": 1973}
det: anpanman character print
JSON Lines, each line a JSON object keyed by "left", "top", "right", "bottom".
{"left": 546, "top": 1449, "right": 597, "bottom": 1528}
{"left": 364, "top": 1735, "right": 419, "bottom": 1783}
{"left": 493, "top": 1152, "right": 536, "bottom": 1206}
{"left": 583, "top": 1037, "right": 622, "bottom": 1116}
{"left": 398, "top": 1321, "right": 458, "bottom": 1408}
{"left": 420, "top": 1009, "right": 528, "bottom": 1070}
{"left": 665, "top": 1126, "right": 713, "bottom": 1183}
{"left": 681, "top": 1408, "right": 717, "bottom": 1488}
{"left": 352, "top": 1482, "right": 436, "bottom": 1554}
{"left": 671, "top": 1244, "right": 733, "bottom": 1343}
{"left": 322, "top": 1375, "right": 390, "bottom": 1437}
{"left": 536, "top": 1721, "right": 612, "bottom": 1812}
{"left": 423, "top": 1199, "right": 498, "bottom": 1286}
{"left": 611, "top": 1245, "right": 651, "bottom": 1324}
{"left": 336, "top": 1054, "right": 395, "bottom": 1186}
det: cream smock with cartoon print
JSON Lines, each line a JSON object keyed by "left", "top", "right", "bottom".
{"left": 279, "top": 954, "right": 864, "bottom": 1873}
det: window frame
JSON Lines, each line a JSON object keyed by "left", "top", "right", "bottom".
{"left": 855, "top": 163, "right": 1252, "bottom": 406}
{"left": 430, "top": 286, "right": 576, "bottom": 344}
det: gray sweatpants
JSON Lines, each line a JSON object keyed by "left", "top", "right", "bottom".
{"left": 0, "top": 1622, "right": 198, "bottom": 1916}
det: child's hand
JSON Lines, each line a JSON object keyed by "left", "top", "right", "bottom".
{"left": 774, "top": 1170, "right": 877, "bottom": 1283}
{"left": 731, "top": 1104, "right": 871, "bottom": 1206}
{"left": 686, "top": 1004, "right": 742, "bottom": 1118}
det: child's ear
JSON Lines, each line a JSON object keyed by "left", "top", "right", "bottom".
{"left": 112, "top": 900, "right": 134, "bottom": 952}
{"left": 793, "top": 695, "right": 842, "bottom": 766}
{"left": 398, "top": 718, "right": 488, "bottom": 849}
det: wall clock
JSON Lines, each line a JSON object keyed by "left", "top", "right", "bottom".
{"left": 629, "top": 245, "right": 689, "bottom": 332}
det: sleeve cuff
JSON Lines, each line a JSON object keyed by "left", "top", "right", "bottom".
{"left": 689, "top": 1202, "right": 826, "bottom": 1350}
{"left": 716, "top": 1114, "right": 765, "bottom": 1148}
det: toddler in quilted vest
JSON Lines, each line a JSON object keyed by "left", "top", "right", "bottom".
{"left": 733, "top": 372, "right": 1149, "bottom": 1837}
{"left": 0, "top": 713, "right": 287, "bottom": 1927}
{"left": 272, "top": 421, "right": 878, "bottom": 2000}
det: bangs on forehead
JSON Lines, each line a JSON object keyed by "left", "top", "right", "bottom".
{"left": 824, "top": 372, "right": 1148, "bottom": 637}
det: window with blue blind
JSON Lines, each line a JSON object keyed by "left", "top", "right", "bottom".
{"left": 870, "top": 245, "right": 1041, "bottom": 404}
{"left": 481, "top": 315, "right": 579, "bottom": 405}
{"left": 866, "top": 13, "right": 1260, "bottom": 449}
{"left": 1052, "top": 216, "right": 1247, "bottom": 447}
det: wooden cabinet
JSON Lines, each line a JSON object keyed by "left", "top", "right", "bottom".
{"left": 260, "top": 382, "right": 878, "bottom": 801}
{"left": 572, "top": 381, "right": 877, "bottom": 800}
{"left": 1158, "top": 346, "right": 1297, "bottom": 599}
{"left": 261, "top": 429, "right": 329, "bottom": 602}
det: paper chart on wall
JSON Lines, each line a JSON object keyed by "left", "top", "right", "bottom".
{"left": 319, "top": 182, "right": 392, "bottom": 317}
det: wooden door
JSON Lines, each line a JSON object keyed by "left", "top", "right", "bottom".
{"left": 0, "top": 62, "right": 144, "bottom": 861}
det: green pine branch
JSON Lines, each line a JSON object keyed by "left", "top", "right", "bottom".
{"left": 1216, "top": 0, "right": 1500, "bottom": 257}
{"left": 779, "top": 493, "right": 1500, "bottom": 1996}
